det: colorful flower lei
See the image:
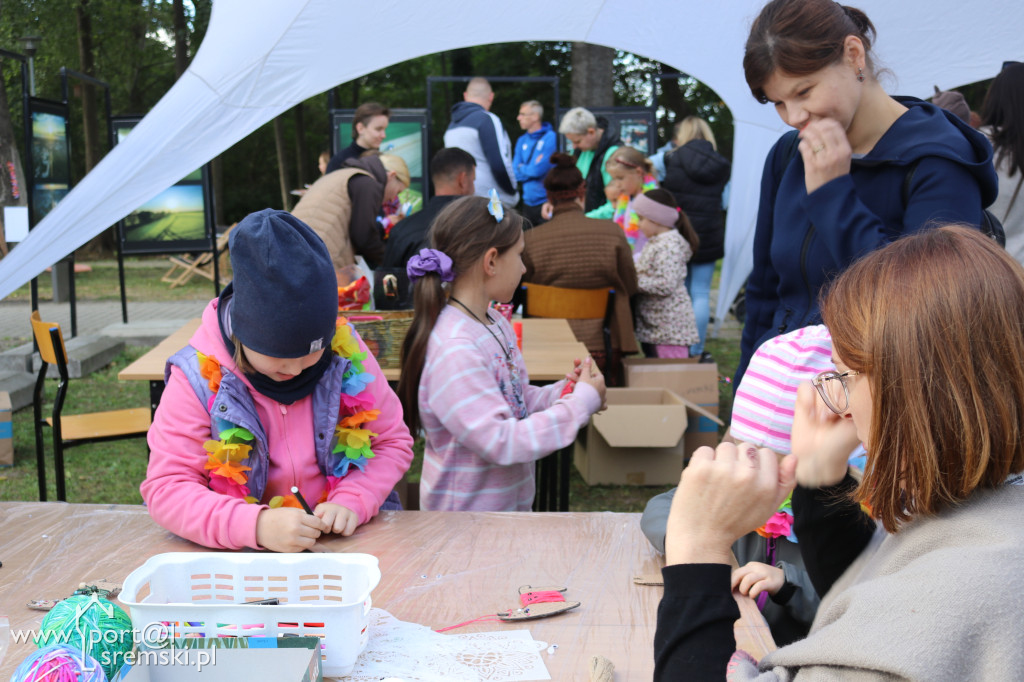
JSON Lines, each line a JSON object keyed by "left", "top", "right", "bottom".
{"left": 612, "top": 173, "right": 659, "bottom": 251}
{"left": 199, "top": 316, "right": 379, "bottom": 508}
{"left": 755, "top": 493, "right": 795, "bottom": 542}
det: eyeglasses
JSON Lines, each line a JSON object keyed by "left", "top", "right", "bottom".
{"left": 812, "top": 370, "right": 861, "bottom": 415}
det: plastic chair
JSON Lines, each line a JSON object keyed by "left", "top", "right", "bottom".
{"left": 520, "top": 282, "right": 615, "bottom": 366}
{"left": 31, "top": 311, "right": 151, "bottom": 501}
{"left": 520, "top": 283, "right": 614, "bottom": 512}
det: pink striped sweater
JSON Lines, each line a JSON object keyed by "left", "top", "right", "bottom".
{"left": 418, "top": 306, "right": 601, "bottom": 511}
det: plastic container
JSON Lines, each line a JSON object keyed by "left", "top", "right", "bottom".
{"left": 119, "top": 552, "right": 380, "bottom": 677}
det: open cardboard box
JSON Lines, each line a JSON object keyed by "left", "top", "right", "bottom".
{"left": 573, "top": 388, "right": 723, "bottom": 486}
{"left": 117, "top": 637, "right": 322, "bottom": 682}
{"left": 623, "top": 358, "right": 721, "bottom": 453}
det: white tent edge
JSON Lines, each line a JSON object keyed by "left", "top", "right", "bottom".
{"left": 0, "top": 0, "right": 1018, "bottom": 339}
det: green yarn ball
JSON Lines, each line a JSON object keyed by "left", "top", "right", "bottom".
{"left": 37, "top": 588, "right": 135, "bottom": 680}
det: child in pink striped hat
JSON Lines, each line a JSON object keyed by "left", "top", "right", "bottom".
{"left": 642, "top": 323, "right": 844, "bottom": 645}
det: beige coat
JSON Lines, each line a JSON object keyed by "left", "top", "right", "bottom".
{"left": 291, "top": 155, "right": 386, "bottom": 271}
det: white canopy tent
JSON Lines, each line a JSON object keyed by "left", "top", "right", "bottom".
{"left": 0, "top": 0, "right": 1019, "bottom": 336}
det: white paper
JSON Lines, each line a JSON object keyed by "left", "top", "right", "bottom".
{"left": 3, "top": 206, "right": 29, "bottom": 242}
{"left": 337, "top": 608, "right": 550, "bottom": 682}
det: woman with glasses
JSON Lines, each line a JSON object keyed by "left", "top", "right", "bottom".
{"left": 655, "top": 225, "right": 1024, "bottom": 680}
{"left": 735, "top": 0, "right": 999, "bottom": 388}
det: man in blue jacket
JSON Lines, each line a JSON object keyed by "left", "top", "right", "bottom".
{"left": 444, "top": 78, "right": 518, "bottom": 205}
{"left": 513, "top": 100, "right": 557, "bottom": 226}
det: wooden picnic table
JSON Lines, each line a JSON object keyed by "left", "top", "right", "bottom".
{"left": 0, "top": 502, "right": 775, "bottom": 680}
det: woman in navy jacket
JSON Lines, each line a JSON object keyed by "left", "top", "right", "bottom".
{"left": 735, "top": 0, "right": 998, "bottom": 386}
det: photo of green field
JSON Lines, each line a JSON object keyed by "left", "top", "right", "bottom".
{"left": 124, "top": 185, "right": 206, "bottom": 243}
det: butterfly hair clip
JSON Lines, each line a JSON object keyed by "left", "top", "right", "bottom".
{"left": 487, "top": 188, "right": 504, "bottom": 223}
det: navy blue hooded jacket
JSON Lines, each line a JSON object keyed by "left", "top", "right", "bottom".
{"left": 737, "top": 98, "right": 999, "bottom": 385}
{"left": 444, "top": 101, "right": 517, "bottom": 203}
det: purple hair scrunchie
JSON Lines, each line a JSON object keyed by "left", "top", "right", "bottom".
{"left": 407, "top": 248, "right": 455, "bottom": 283}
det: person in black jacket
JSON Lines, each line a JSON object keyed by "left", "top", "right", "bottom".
{"left": 558, "top": 107, "right": 623, "bottom": 213}
{"left": 325, "top": 102, "right": 390, "bottom": 174}
{"left": 375, "top": 148, "right": 476, "bottom": 309}
{"left": 661, "top": 116, "right": 731, "bottom": 357}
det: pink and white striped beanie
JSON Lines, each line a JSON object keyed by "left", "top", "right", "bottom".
{"left": 730, "top": 324, "right": 834, "bottom": 453}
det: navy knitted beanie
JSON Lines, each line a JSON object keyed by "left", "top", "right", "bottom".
{"left": 229, "top": 209, "right": 338, "bottom": 358}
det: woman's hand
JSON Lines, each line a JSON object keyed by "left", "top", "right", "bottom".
{"left": 316, "top": 502, "right": 360, "bottom": 536}
{"left": 791, "top": 382, "right": 861, "bottom": 487}
{"left": 255, "top": 507, "right": 327, "bottom": 552}
{"left": 732, "top": 561, "right": 785, "bottom": 599}
{"left": 799, "top": 118, "right": 852, "bottom": 194}
{"left": 665, "top": 442, "right": 797, "bottom": 566}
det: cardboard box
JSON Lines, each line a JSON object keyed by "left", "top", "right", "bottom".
{"left": 574, "top": 388, "right": 719, "bottom": 486}
{"left": 118, "top": 637, "right": 322, "bottom": 682}
{"left": 0, "top": 392, "right": 11, "bottom": 467}
{"left": 623, "top": 358, "right": 722, "bottom": 455}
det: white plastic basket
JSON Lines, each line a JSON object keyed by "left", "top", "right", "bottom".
{"left": 119, "top": 552, "right": 381, "bottom": 677}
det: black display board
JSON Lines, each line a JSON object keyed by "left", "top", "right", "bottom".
{"left": 556, "top": 106, "right": 657, "bottom": 156}
{"left": 28, "top": 97, "right": 72, "bottom": 226}
{"left": 330, "top": 108, "right": 428, "bottom": 214}
{"left": 111, "top": 116, "right": 215, "bottom": 255}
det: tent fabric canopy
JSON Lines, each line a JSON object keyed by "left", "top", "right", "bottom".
{"left": 1, "top": 0, "right": 1019, "bottom": 336}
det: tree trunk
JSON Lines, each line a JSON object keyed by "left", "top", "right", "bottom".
{"left": 293, "top": 103, "right": 307, "bottom": 188}
{"left": 273, "top": 115, "right": 292, "bottom": 210}
{"left": 570, "top": 43, "right": 615, "bottom": 108}
{"left": 658, "top": 64, "right": 691, "bottom": 120}
{"left": 657, "top": 63, "right": 691, "bottom": 143}
{"left": 172, "top": 0, "right": 188, "bottom": 77}
{"left": 75, "top": 0, "right": 108, "bottom": 255}
{"left": 0, "top": 72, "right": 28, "bottom": 256}
{"left": 75, "top": 0, "right": 100, "bottom": 172}
{"left": 126, "top": 0, "right": 148, "bottom": 112}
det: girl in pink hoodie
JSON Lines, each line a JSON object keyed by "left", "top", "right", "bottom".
{"left": 141, "top": 209, "right": 413, "bottom": 552}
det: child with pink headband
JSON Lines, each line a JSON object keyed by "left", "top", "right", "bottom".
{"left": 631, "top": 188, "right": 701, "bottom": 358}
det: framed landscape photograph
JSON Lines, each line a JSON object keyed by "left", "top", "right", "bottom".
{"left": 29, "top": 98, "right": 72, "bottom": 225}
{"left": 112, "top": 116, "right": 214, "bottom": 254}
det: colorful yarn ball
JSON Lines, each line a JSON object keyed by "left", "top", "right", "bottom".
{"left": 11, "top": 643, "right": 107, "bottom": 682}
{"left": 37, "top": 591, "right": 134, "bottom": 680}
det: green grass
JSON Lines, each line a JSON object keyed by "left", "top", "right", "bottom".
{"left": 2, "top": 347, "right": 151, "bottom": 503}
{"left": 4, "top": 257, "right": 228, "bottom": 303}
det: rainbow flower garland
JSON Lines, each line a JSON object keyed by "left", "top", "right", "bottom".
{"left": 612, "top": 174, "right": 659, "bottom": 250}
{"left": 756, "top": 493, "right": 795, "bottom": 542}
{"left": 199, "top": 316, "right": 379, "bottom": 508}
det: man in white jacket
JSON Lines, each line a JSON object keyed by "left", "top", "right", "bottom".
{"left": 444, "top": 77, "right": 518, "bottom": 205}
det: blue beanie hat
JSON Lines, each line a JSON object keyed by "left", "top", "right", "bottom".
{"left": 229, "top": 209, "right": 338, "bottom": 358}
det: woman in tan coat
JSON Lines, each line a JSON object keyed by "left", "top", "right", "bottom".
{"left": 291, "top": 152, "right": 409, "bottom": 274}
{"left": 522, "top": 153, "right": 638, "bottom": 384}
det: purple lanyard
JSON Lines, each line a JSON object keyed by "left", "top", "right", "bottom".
{"left": 756, "top": 537, "right": 778, "bottom": 612}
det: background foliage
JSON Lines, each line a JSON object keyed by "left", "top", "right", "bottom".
{"left": 0, "top": 1, "right": 736, "bottom": 252}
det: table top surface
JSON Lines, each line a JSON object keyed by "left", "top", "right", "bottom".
{"left": 0, "top": 503, "right": 774, "bottom": 679}
{"left": 119, "top": 317, "right": 589, "bottom": 383}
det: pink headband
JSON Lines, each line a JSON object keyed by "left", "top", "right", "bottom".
{"left": 632, "top": 193, "right": 679, "bottom": 227}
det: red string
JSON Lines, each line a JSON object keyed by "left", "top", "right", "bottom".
{"left": 520, "top": 590, "right": 565, "bottom": 606}
{"left": 435, "top": 591, "right": 567, "bottom": 632}
{"left": 434, "top": 615, "right": 503, "bottom": 633}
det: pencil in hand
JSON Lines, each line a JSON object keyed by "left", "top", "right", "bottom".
{"left": 290, "top": 486, "right": 315, "bottom": 515}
